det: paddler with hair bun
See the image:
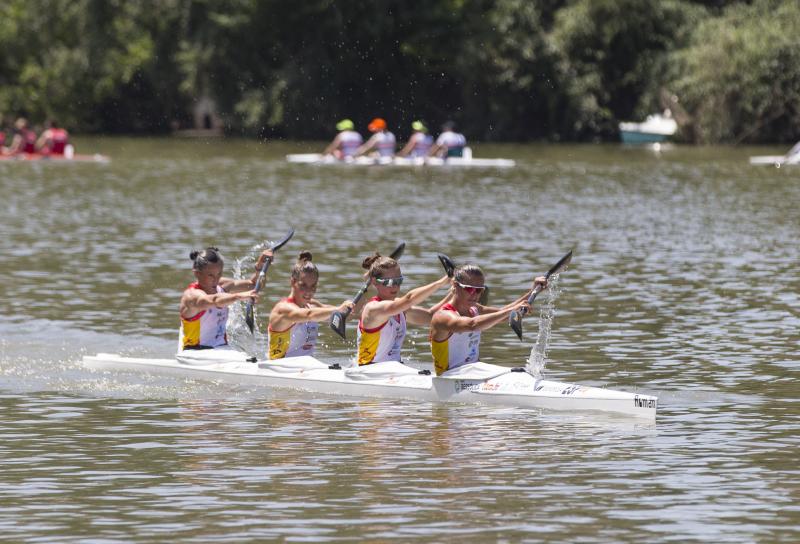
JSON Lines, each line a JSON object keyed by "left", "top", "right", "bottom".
{"left": 357, "top": 252, "right": 451, "bottom": 365}
{"left": 429, "top": 264, "right": 547, "bottom": 376}
{"left": 267, "top": 251, "right": 355, "bottom": 360}
{"left": 179, "top": 247, "right": 274, "bottom": 351}
{"left": 355, "top": 117, "right": 396, "bottom": 159}
{"left": 322, "top": 118, "right": 363, "bottom": 160}
{"left": 396, "top": 120, "right": 433, "bottom": 158}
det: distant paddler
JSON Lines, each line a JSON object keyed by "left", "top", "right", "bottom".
{"left": 8, "top": 117, "right": 37, "bottom": 154}
{"left": 36, "top": 119, "right": 70, "bottom": 156}
{"left": 322, "top": 119, "right": 363, "bottom": 160}
{"left": 429, "top": 120, "right": 467, "bottom": 158}
{"left": 179, "top": 246, "right": 274, "bottom": 351}
{"left": 396, "top": 120, "right": 433, "bottom": 158}
{"left": 355, "top": 117, "right": 396, "bottom": 159}
{"left": 430, "top": 261, "right": 546, "bottom": 376}
{"left": 267, "top": 251, "right": 355, "bottom": 360}
{"left": 357, "top": 252, "right": 451, "bottom": 365}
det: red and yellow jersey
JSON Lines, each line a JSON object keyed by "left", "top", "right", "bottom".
{"left": 431, "top": 303, "right": 481, "bottom": 375}
{"left": 357, "top": 296, "right": 406, "bottom": 365}
{"left": 268, "top": 298, "right": 319, "bottom": 359}
{"left": 179, "top": 283, "right": 229, "bottom": 350}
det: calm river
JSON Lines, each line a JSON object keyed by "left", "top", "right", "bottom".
{"left": 1, "top": 138, "right": 798, "bottom": 542}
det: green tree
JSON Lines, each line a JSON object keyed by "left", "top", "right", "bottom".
{"left": 669, "top": 0, "right": 800, "bottom": 143}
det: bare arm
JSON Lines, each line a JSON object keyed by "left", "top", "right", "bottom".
{"left": 219, "top": 249, "right": 274, "bottom": 293}
{"left": 322, "top": 134, "right": 343, "bottom": 155}
{"left": 269, "top": 298, "right": 353, "bottom": 330}
{"left": 396, "top": 134, "right": 418, "bottom": 157}
{"left": 361, "top": 275, "right": 451, "bottom": 329}
{"left": 180, "top": 287, "right": 258, "bottom": 319}
{"left": 430, "top": 300, "right": 528, "bottom": 341}
{"left": 355, "top": 134, "right": 378, "bottom": 156}
{"left": 405, "top": 289, "right": 454, "bottom": 327}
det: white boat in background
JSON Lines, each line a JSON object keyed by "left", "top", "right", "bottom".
{"left": 749, "top": 154, "right": 800, "bottom": 167}
{"left": 286, "top": 147, "right": 515, "bottom": 168}
{"left": 619, "top": 111, "right": 678, "bottom": 144}
{"left": 82, "top": 350, "right": 658, "bottom": 419}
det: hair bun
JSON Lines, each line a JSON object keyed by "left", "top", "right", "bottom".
{"left": 361, "top": 252, "right": 381, "bottom": 269}
{"left": 189, "top": 250, "right": 200, "bottom": 261}
{"left": 298, "top": 250, "right": 313, "bottom": 262}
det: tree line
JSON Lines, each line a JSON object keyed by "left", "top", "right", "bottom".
{"left": 1, "top": 0, "right": 797, "bottom": 143}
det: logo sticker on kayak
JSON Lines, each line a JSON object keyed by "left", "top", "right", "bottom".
{"left": 634, "top": 395, "right": 657, "bottom": 409}
{"left": 454, "top": 380, "right": 481, "bottom": 393}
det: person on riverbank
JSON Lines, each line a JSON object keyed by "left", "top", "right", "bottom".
{"left": 268, "top": 251, "right": 355, "bottom": 360}
{"left": 429, "top": 121, "right": 467, "bottom": 158}
{"left": 357, "top": 252, "right": 451, "bottom": 365}
{"left": 322, "top": 119, "right": 363, "bottom": 160}
{"left": 396, "top": 120, "right": 433, "bottom": 158}
{"left": 179, "top": 247, "right": 274, "bottom": 351}
{"left": 355, "top": 118, "right": 396, "bottom": 159}
{"left": 8, "top": 117, "right": 37, "bottom": 154}
{"left": 429, "top": 264, "right": 546, "bottom": 376}
{"left": 36, "top": 120, "right": 70, "bottom": 155}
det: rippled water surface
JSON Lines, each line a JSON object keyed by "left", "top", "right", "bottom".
{"left": 2, "top": 138, "right": 799, "bottom": 542}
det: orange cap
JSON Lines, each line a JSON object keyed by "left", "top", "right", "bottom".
{"left": 368, "top": 118, "right": 387, "bottom": 132}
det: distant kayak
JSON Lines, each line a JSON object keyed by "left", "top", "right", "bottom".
{"left": 0, "top": 152, "right": 110, "bottom": 164}
{"left": 748, "top": 155, "right": 799, "bottom": 167}
{"left": 286, "top": 150, "right": 515, "bottom": 169}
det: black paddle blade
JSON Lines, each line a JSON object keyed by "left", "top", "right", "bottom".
{"left": 245, "top": 300, "right": 256, "bottom": 333}
{"left": 330, "top": 311, "right": 347, "bottom": 339}
{"left": 390, "top": 242, "right": 406, "bottom": 260}
{"left": 545, "top": 250, "right": 573, "bottom": 279}
{"left": 273, "top": 228, "right": 295, "bottom": 252}
{"left": 509, "top": 309, "right": 523, "bottom": 340}
{"left": 437, "top": 253, "right": 455, "bottom": 277}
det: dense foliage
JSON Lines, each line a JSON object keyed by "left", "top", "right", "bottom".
{"left": 1, "top": 0, "right": 797, "bottom": 142}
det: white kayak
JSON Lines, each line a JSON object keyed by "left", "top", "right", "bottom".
{"left": 82, "top": 350, "right": 657, "bottom": 419}
{"left": 749, "top": 154, "right": 799, "bottom": 166}
{"left": 285, "top": 152, "right": 516, "bottom": 169}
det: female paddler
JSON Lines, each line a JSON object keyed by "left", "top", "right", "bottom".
{"left": 430, "top": 264, "right": 547, "bottom": 376}
{"left": 268, "top": 251, "right": 354, "bottom": 359}
{"left": 357, "top": 253, "right": 451, "bottom": 365}
{"left": 179, "top": 247, "right": 273, "bottom": 351}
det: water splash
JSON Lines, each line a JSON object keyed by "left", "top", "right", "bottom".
{"left": 526, "top": 274, "right": 563, "bottom": 379}
{"left": 226, "top": 241, "right": 273, "bottom": 358}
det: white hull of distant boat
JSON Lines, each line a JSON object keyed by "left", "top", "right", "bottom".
{"left": 82, "top": 350, "right": 657, "bottom": 419}
{"left": 619, "top": 112, "right": 678, "bottom": 144}
{"left": 748, "top": 155, "right": 799, "bottom": 167}
{"left": 285, "top": 152, "right": 515, "bottom": 168}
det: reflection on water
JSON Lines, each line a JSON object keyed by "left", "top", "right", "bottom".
{"left": 1, "top": 139, "right": 799, "bottom": 541}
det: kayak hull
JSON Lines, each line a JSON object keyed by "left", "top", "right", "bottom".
{"left": 286, "top": 153, "right": 515, "bottom": 168}
{"left": 0, "top": 152, "right": 110, "bottom": 164}
{"left": 82, "top": 352, "right": 657, "bottom": 419}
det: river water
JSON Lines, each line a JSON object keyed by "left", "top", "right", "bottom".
{"left": 1, "top": 138, "right": 798, "bottom": 542}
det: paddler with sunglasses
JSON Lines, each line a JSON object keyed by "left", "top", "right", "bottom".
{"left": 357, "top": 253, "right": 451, "bottom": 365}
{"left": 430, "top": 264, "right": 547, "bottom": 376}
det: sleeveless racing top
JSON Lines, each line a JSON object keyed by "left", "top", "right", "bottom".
{"left": 357, "top": 296, "right": 407, "bottom": 365}
{"left": 409, "top": 132, "right": 433, "bottom": 157}
{"left": 22, "top": 130, "right": 36, "bottom": 153}
{"left": 431, "top": 303, "right": 481, "bottom": 375}
{"left": 339, "top": 130, "right": 363, "bottom": 157}
{"left": 179, "top": 283, "right": 229, "bottom": 350}
{"left": 49, "top": 128, "right": 68, "bottom": 154}
{"left": 375, "top": 131, "right": 396, "bottom": 157}
{"left": 268, "top": 297, "right": 319, "bottom": 359}
{"left": 436, "top": 131, "right": 467, "bottom": 157}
